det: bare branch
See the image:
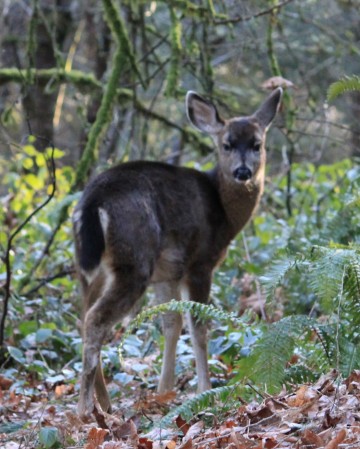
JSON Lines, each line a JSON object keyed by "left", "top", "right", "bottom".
{"left": 213, "top": 0, "right": 294, "bottom": 25}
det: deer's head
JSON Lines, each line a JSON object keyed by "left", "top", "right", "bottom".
{"left": 186, "top": 88, "right": 282, "bottom": 184}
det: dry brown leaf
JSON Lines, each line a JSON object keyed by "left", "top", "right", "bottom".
{"left": 229, "top": 428, "right": 250, "bottom": 449}
{"left": 324, "top": 428, "right": 346, "bottom": 449}
{"left": 182, "top": 421, "right": 204, "bottom": 442}
{"left": 113, "top": 420, "right": 135, "bottom": 439}
{"left": 288, "top": 385, "right": 318, "bottom": 407}
{"left": 165, "top": 440, "right": 177, "bottom": 449}
{"left": 54, "top": 383, "right": 74, "bottom": 398}
{"left": 128, "top": 419, "right": 139, "bottom": 448}
{"left": 85, "top": 427, "right": 109, "bottom": 449}
{"left": 138, "top": 437, "right": 154, "bottom": 449}
{"left": 246, "top": 403, "right": 277, "bottom": 425}
{"left": 65, "top": 410, "right": 84, "bottom": 430}
{"left": 175, "top": 415, "right": 190, "bottom": 435}
{"left": 301, "top": 429, "right": 323, "bottom": 448}
{"left": 323, "top": 409, "right": 341, "bottom": 428}
{"left": 0, "top": 375, "right": 13, "bottom": 390}
{"left": 345, "top": 370, "right": 360, "bottom": 393}
{"left": 178, "top": 437, "right": 193, "bottom": 449}
{"left": 154, "top": 391, "right": 177, "bottom": 404}
{"left": 135, "top": 391, "right": 176, "bottom": 411}
{"left": 263, "top": 437, "right": 277, "bottom": 449}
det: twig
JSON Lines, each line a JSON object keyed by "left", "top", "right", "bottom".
{"left": 0, "top": 143, "right": 56, "bottom": 353}
{"left": 23, "top": 268, "right": 75, "bottom": 296}
{"left": 213, "top": 0, "right": 294, "bottom": 25}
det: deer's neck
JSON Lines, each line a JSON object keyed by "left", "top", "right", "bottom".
{"left": 215, "top": 168, "right": 264, "bottom": 236}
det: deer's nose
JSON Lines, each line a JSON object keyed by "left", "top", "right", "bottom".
{"left": 233, "top": 167, "right": 252, "bottom": 181}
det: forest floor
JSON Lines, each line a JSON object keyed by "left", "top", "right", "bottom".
{"left": 1, "top": 368, "right": 360, "bottom": 449}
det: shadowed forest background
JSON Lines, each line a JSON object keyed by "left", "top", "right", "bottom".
{"left": 0, "top": 1, "right": 360, "bottom": 448}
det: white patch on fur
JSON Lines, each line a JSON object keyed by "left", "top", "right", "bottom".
{"left": 80, "top": 258, "right": 114, "bottom": 289}
{"left": 81, "top": 266, "right": 100, "bottom": 284}
{"left": 98, "top": 207, "right": 110, "bottom": 237}
{"left": 72, "top": 209, "right": 82, "bottom": 235}
{"left": 100, "top": 259, "right": 115, "bottom": 298}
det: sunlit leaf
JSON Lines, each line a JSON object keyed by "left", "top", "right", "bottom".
{"left": 24, "top": 173, "right": 43, "bottom": 190}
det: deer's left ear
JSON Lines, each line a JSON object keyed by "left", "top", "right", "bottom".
{"left": 254, "top": 87, "right": 283, "bottom": 131}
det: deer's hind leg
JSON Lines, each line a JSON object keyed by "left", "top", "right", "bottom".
{"left": 78, "top": 264, "right": 148, "bottom": 421}
{"left": 79, "top": 271, "right": 112, "bottom": 415}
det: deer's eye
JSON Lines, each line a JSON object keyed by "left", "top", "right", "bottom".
{"left": 253, "top": 142, "right": 261, "bottom": 152}
{"left": 223, "top": 143, "right": 231, "bottom": 151}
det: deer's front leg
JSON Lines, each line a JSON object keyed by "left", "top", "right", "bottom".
{"left": 186, "top": 270, "right": 212, "bottom": 392}
{"left": 154, "top": 282, "right": 183, "bottom": 393}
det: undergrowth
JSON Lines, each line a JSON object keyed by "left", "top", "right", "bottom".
{"left": 1, "top": 144, "right": 359, "bottom": 426}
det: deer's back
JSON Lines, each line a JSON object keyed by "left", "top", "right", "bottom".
{"left": 73, "top": 161, "right": 232, "bottom": 283}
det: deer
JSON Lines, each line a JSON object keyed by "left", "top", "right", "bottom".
{"left": 73, "top": 87, "right": 283, "bottom": 420}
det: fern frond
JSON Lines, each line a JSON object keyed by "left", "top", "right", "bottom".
{"left": 158, "top": 384, "right": 242, "bottom": 429}
{"left": 261, "top": 256, "right": 305, "bottom": 299}
{"left": 339, "top": 339, "right": 360, "bottom": 376}
{"left": 345, "top": 255, "right": 360, "bottom": 304}
{"left": 235, "top": 315, "right": 315, "bottom": 392}
{"left": 327, "top": 75, "right": 360, "bottom": 101}
{"left": 308, "top": 246, "right": 357, "bottom": 306}
{"left": 118, "top": 300, "right": 247, "bottom": 363}
{"left": 284, "top": 364, "right": 317, "bottom": 385}
{"left": 323, "top": 195, "right": 360, "bottom": 244}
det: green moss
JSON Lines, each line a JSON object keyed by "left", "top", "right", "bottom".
{"left": 165, "top": 6, "right": 182, "bottom": 97}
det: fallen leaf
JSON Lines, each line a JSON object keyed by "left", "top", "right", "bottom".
{"left": 113, "top": 418, "right": 138, "bottom": 439}
{"left": 138, "top": 436, "right": 153, "bottom": 449}
{"left": 182, "top": 421, "right": 204, "bottom": 442}
{"left": 175, "top": 415, "right": 190, "bottom": 435}
{"left": 324, "top": 429, "right": 346, "bottom": 449}
{"left": 301, "top": 429, "right": 323, "bottom": 448}
{"left": 0, "top": 375, "right": 13, "bottom": 390}
{"left": 54, "top": 383, "right": 74, "bottom": 398}
{"left": 178, "top": 438, "right": 193, "bottom": 449}
{"left": 85, "top": 427, "right": 109, "bottom": 449}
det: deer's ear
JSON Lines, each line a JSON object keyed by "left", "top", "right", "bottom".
{"left": 186, "top": 91, "right": 225, "bottom": 135}
{"left": 254, "top": 87, "right": 283, "bottom": 131}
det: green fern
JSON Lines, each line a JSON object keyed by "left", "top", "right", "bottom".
{"left": 260, "top": 244, "right": 360, "bottom": 381}
{"left": 118, "top": 300, "right": 247, "bottom": 363}
{"left": 308, "top": 246, "right": 350, "bottom": 306}
{"left": 235, "top": 315, "right": 316, "bottom": 392}
{"left": 261, "top": 255, "right": 305, "bottom": 299}
{"left": 322, "top": 196, "right": 360, "bottom": 244}
{"left": 158, "top": 384, "right": 243, "bottom": 429}
{"left": 327, "top": 75, "right": 360, "bottom": 101}
{"left": 284, "top": 364, "right": 317, "bottom": 385}
{"left": 339, "top": 339, "right": 360, "bottom": 376}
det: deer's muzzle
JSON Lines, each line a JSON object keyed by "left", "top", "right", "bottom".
{"left": 233, "top": 166, "right": 252, "bottom": 181}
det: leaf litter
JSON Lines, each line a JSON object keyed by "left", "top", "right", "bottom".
{"left": 1, "top": 370, "right": 360, "bottom": 448}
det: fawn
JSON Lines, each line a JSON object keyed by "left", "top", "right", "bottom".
{"left": 73, "top": 87, "right": 282, "bottom": 420}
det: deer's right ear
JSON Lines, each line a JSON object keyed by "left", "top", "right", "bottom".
{"left": 186, "top": 91, "right": 225, "bottom": 135}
